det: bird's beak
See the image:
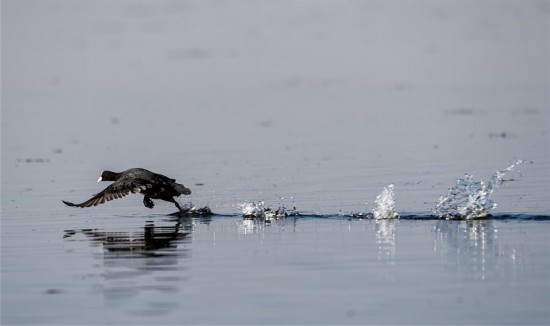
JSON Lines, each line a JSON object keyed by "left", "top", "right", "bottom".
{"left": 97, "top": 176, "right": 102, "bottom": 182}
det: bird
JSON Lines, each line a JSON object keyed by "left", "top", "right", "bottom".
{"left": 63, "top": 168, "right": 191, "bottom": 211}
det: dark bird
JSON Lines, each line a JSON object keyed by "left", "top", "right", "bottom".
{"left": 63, "top": 168, "right": 191, "bottom": 211}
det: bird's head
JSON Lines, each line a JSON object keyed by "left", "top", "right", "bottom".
{"left": 98, "top": 170, "right": 120, "bottom": 182}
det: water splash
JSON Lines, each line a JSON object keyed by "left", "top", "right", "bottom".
{"left": 237, "top": 202, "right": 296, "bottom": 220}
{"left": 346, "top": 184, "right": 398, "bottom": 219}
{"left": 372, "top": 184, "right": 399, "bottom": 219}
{"left": 434, "top": 160, "right": 525, "bottom": 220}
{"left": 178, "top": 202, "right": 212, "bottom": 216}
{"left": 237, "top": 201, "right": 266, "bottom": 217}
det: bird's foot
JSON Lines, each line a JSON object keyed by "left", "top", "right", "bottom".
{"left": 143, "top": 197, "right": 155, "bottom": 209}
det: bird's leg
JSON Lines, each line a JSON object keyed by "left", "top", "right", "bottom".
{"left": 143, "top": 196, "right": 154, "bottom": 209}
{"left": 167, "top": 196, "right": 187, "bottom": 212}
{"left": 174, "top": 200, "right": 184, "bottom": 212}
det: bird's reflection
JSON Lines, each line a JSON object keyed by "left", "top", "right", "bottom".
{"left": 64, "top": 220, "right": 190, "bottom": 258}
{"left": 64, "top": 218, "right": 197, "bottom": 315}
{"left": 434, "top": 220, "right": 510, "bottom": 280}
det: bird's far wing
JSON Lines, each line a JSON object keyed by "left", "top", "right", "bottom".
{"left": 152, "top": 171, "right": 176, "bottom": 183}
{"left": 150, "top": 172, "right": 189, "bottom": 194}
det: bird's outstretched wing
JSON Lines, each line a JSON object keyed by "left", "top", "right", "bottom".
{"left": 63, "top": 178, "right": 152, "bottom": 208}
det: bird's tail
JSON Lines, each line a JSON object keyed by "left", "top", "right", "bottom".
{"left": 173, "top": 183, "right": 192, "bottom": 195}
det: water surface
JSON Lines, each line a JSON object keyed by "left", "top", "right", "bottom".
{"left": 2, "top": 1, "right": 549, "bottom": 324}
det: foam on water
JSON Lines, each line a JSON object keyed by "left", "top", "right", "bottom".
{"left": 433, "top": 160, "right": 525, "bottom": 220}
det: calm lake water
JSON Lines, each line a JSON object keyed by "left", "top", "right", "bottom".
{"left": 2, "top": 1, "right": 549, "bottom": 324}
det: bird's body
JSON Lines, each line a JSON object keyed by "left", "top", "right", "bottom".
{"left": 63, "top": 168, "right": 191, "bottom": 211}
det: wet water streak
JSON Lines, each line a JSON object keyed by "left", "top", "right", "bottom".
{"left": 231, "top": 163, "right": 537, "bottom": 222}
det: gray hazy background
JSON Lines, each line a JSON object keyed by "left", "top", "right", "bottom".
{"left": 2, "top": 0, "right": 549, "bottom": 212}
